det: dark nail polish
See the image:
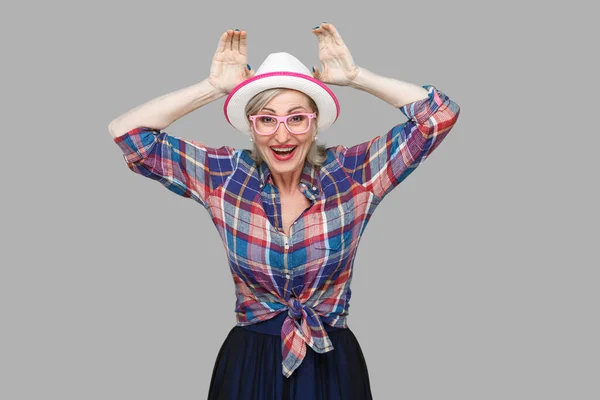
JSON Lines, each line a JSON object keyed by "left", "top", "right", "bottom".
{"left": 247, "top": 64, "right": 251, "bottom": 70}
{"left": 312, "top": 67, "right": 315, "bottom": 72}
{"left": 314, "top": 26, "right": 319, "bottom": 29}
{"left": 235, "top": 29, "right": 240, "bottom": 31}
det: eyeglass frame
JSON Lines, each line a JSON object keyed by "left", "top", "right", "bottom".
{"left": 248, "top": 112, "right": 317, "bottom": 136}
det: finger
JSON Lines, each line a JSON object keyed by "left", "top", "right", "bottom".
{"left": 216, "top": 31, "right": 228, "bottom": 53}
{"left": 226, "top": 29, "right": 234, "bottom": 51}
{"left": 233, "top": 29, "right": 241, "bottom": 53}
{"left": 312, "top": 25, "right": 327, "bottom": 51}
{"left": 319, "top": 24, "right": 337, "bottom": 49}
{"left": 239, "top": 30, "right": 248, "bottom": 56}
{"left": 312, "top": 66, "right": 322, "bottom": 81}
{"left": 321, "top": 23, "right": 345, "bottom": 47}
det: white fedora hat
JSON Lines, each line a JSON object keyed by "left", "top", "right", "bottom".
{"left": 224, "top": 52, "right": 340, "bottom": 136}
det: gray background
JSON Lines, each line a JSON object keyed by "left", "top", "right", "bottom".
{"left": 2, "top": 0, "right": 598, "bottom": 399}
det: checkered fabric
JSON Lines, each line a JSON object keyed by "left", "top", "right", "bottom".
{"left": 113, "top": 85, "right": 460, "bottom": 377}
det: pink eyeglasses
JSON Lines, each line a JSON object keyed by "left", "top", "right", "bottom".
{"left": 248, "top": 112, "right": 317, "bottom": 135}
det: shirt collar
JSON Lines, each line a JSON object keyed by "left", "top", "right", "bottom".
{"left": 258, "top": 160, "right": 321, "bottom": 194}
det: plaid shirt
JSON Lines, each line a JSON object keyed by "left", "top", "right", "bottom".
{"left": 113, "top": 85, "right": 460, "bottom": 377}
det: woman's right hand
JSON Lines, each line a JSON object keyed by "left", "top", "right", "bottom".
{"left": 208, "top": 29, "right": 254, "bottom": 94}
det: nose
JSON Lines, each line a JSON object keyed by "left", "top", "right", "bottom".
{"left": 273, "top": 120, "right": 292, "bottom": 142}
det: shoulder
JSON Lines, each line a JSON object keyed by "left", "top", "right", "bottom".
{"left": 322, "top": 144, "right": 348, "bottom": 165}
{"left": 322, "top": 144, "right": 346, "bottom": 156}
{"left": 229, "top": 148, "right": 259, "bottom": 171}
{"left": 235, "top": 148, "right": 254, "bottom": 162}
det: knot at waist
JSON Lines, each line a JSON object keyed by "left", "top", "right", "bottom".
{"left": 287, "top": 296, "right": 303, "bottom": 319}
{"left": 281, "top": 297, "right": 334, "bottom": 378}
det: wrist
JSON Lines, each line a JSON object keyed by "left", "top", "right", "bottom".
{"left": 205, "top": 78, "right": 229, "bottom": 97}
{"left": 346, "top": 66, "right": 368, "bottom": 90}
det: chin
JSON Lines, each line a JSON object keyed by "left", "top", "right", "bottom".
{"left": 265, "top": 152, "right": 307, "bottom": 174}
{"left": 267, "top": 158, "right": 302, "bottom": 173}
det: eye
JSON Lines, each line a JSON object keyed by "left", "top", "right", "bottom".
{"left": 259, "top": 116, "right": 275, "bottom": 123}
{"left": 290, "top": 115, "right": 306, "bottom": 122}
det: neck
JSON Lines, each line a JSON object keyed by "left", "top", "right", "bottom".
{"left": 271, "top": 168, "right": 303, "bottom": 196}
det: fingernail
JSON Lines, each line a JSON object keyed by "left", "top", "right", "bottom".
{"left": 313, "top": 25, "right": 320, "bottom": 29}
{"left": 247, "top": 64, "right": 251, "bottom": 70}
{"left": 235, "top": 29, "right": 240, "bottom": 31}
{"left": 312, "top": 67, "right": 315, "bottom": 72}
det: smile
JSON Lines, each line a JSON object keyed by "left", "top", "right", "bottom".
{"left": 270, "top": 146, "right": 297, "bottom": 161}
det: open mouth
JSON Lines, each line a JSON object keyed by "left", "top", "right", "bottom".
{"left": 270, "top": 146, "right": 297, "bottom": 161}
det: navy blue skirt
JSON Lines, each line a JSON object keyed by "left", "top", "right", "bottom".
{"left": 207, "top": 312, "right": 373, "bottom": 399}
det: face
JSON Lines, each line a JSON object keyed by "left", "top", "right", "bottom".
{"left": 250, "top": 90, "right": 317, "bottom": 176}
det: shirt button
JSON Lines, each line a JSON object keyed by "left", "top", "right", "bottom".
{"left": 285, "top": 274, "right": 290, "bottom": 279}
{"left": 312, "top": 186, "right": 317, "bottom": 191}
{"left": 259, "top": 183, "right": 264, "bottom": 188}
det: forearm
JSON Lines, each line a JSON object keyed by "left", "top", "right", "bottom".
{"left": 347, "top": 67, "right": 429, "bottom": 109}
{"left": 108, "top": 79, "right": 226, "bottom": 139}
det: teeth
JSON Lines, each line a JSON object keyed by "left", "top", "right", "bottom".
{"left": 272, "top": 147, "right": 295, "bottom": 153}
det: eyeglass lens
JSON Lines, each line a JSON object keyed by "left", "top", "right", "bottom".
{"left": 255, "top": 115, "right": 310, "bottom": 135}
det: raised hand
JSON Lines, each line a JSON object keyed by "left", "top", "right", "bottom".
{"left": 208, "top": 29, "right": 254, "bottom": 94}
{"left": 311, "top": 23, "right": 359, "bottom": 86}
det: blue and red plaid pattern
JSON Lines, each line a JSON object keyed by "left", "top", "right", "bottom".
{"left": 113, "top": 85, "right": 460, "bottom": 377}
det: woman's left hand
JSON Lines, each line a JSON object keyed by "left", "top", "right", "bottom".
{"left": 311, "top": 23, "right": 360, "bottom": 86}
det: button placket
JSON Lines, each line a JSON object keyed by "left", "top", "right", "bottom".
{"left": 282, "top": 236, "right": 292, "bottom": 295}
{"left": 284, "top": 237, "right": 291, "bottom": 278}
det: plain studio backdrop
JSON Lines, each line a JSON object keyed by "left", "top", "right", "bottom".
{"left": 1, "top": 1, "right": 598, "bottom": 399}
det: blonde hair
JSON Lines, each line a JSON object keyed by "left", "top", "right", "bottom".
{"left": 245, "top": 88, "right": 327, "bottom": 167}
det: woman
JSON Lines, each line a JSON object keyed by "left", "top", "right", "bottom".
{"left": 109, "top": 23, "right": 460, "bottom": 399}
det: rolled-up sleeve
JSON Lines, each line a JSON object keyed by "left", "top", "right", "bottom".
{"left": 336, "top": 85, "right": 460, "bottom": 200}
{"left": 113, "top": 127, "right": 237, "bottom": 208}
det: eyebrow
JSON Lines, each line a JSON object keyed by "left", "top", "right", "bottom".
{"left": 260, "top": 106, "right": 307, "bottom": 114}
